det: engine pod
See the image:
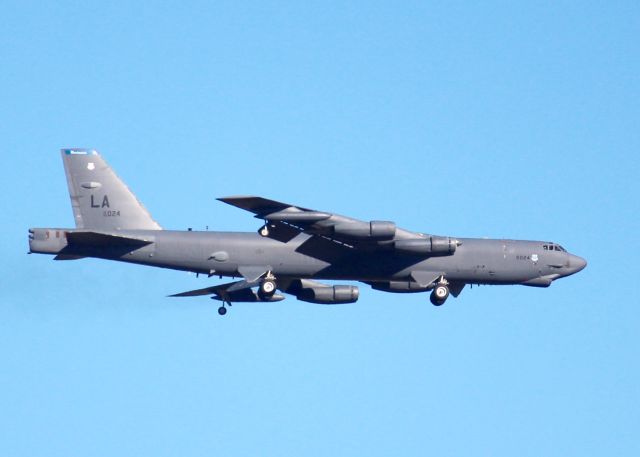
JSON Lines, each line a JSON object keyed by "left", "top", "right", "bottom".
{"left": 394, "top": 236, "right": 458, "bottom": 256}
{"left": 296, "top": 285, "right": 360, "bottom": 304}
{"left": 332, "top": 221, "right": 396, "bottom": 240}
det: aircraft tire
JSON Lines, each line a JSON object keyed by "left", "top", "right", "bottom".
{"left": 430, "top": 285, "right": 449, "bottom": 306}
{"left": 260, "top": 279, "right": 277, "bottom": 297}
{"left": 218, "top": 306, "right": 227, "bottom": 316}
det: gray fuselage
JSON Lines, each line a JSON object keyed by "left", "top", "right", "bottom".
{"left": 29, "top": 228, "right": 586, "bottom": 288}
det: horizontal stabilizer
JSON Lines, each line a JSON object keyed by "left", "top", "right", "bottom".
{"left": 66, "top": 231, "right": 154, "bottom": 248}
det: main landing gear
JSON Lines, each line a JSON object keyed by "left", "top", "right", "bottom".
{"left": 430, "top": 278, "right": 450, "bottom": 306}
{"left": 217, "top": 273, "right": 278, "bottom": 316}
{"left": 258, "top": 272, "right": 277, "bottom": 300}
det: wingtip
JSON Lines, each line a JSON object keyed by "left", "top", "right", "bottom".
{"left": 168, "top": 291, "right": 196, "bottom": 297}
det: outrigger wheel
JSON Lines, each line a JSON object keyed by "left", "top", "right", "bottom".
{"left": 216, "top": 295, "right": 232, "bottom": 316}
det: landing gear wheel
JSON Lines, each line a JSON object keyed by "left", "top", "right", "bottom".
{"left": 259, "top": 225, "right": 270, "bottom": 237}
{"left": 217, "top": 306, "right": 227, "bottom": 316}
{"left": 430, "top": 285, "right": 449, "bottom": 306}
{"left": 259, "top": 278, "right": 277, "bottom": 297}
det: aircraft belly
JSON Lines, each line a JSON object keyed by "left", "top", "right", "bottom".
{"left": 64, "top": 231, "right": 546, "bottom": 287}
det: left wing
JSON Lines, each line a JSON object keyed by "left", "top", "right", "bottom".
{"left": 218, "top": 195, "right": 460, "bottom": 256}
{"left": 219, "top": 195, "right": 415, "bottom": 245}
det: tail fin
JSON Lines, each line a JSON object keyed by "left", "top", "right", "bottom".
{"left": 61, "top": 149, "right": 162, "bottom": 230}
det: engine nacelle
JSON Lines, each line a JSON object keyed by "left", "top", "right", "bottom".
{"left": 370, "top": 281, "right": 429, "bottom": 293}
{"left": 332, "top": 221, "right": 396, "bottom": 240}
{"left": 296, "top": 285, "right": 360, "bottom": 304}
{"left": 394, "top": 236, "right": 458, "bottom": 256}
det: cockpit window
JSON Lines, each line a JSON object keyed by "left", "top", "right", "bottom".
{"left": 544, "top": 244, "right": 566, "bottom": 252}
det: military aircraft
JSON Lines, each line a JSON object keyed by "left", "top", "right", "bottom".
{"left": 29, "top": 149, "right": 586, "bottom": 315}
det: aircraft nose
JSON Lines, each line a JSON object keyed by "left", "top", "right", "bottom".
{"left": 568, "top": 254, "right": 587, "bottom": 275}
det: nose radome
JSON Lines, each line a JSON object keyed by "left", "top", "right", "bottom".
{"left": 570, "top": 255, "right": 587, "bottom": 273}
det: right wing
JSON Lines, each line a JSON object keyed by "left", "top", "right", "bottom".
{"left": 169, "top": 278, "right": 359, "bottom": 305}
{"left": 169, "top": 279, "right": 284, "bottom": 302}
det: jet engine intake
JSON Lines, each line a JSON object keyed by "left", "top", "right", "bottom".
{"left": 296, "top": 285, "right": 360, "bottom": 304}
{"left": 394, "top": 236, "right": 458, "bottom": 256}
{"left": 332, "top": 221, "right": 396, "bottom": 240}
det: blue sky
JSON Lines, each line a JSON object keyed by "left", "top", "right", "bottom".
{"left": 1, "top": 1, "right": 639, "bottom": 455}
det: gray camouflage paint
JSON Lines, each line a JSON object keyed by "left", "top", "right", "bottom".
{"left": 28, "top": 150, "right": 586, "bottom": 310}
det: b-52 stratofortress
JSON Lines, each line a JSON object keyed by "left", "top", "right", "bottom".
{"left": 29, "top": 149, "right": 586, "bottom": 315}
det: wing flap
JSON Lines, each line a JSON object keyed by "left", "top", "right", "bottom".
{"left": 410, "top": 271, "right": 443, "bottom": 288}
{"left": 263, "top": 210, "right": 331, "bottom": 223}
{"left": 237, "top": 266, "right": 270, "bottom": 283}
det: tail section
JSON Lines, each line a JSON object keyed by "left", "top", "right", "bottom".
{"left": 61, "top": 149, "right": 162, "bottom": 230}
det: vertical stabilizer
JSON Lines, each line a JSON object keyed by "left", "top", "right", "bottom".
{"left": 61, "top": 149, "right": 162, "bottom": 230}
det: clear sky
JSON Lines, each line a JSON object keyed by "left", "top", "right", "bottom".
{"left": 1, "top": 1, "right": 639, "bottom": 456}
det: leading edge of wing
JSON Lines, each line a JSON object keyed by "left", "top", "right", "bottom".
{"left": 217, "top": 196, "right": 313, "bottom": 215}
{"left": 168, "top": 283, "right": 231, "bottom": 297}
{"left": 169, "top": 279, "right": 285, "bottom": 302}
{"left": 169, "top": 279, "right": 258, "bottom": 297}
